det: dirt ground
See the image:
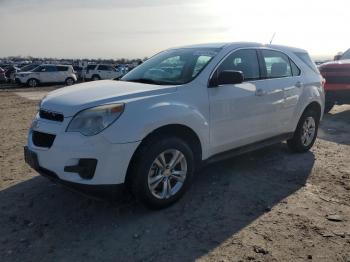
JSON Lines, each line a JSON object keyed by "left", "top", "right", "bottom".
{"left": 0, "top": 88, "right": 349, "bottom": 262}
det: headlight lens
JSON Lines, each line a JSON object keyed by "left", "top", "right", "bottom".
{"left": 66, "top": 103, "right": 124, "bottom": 136}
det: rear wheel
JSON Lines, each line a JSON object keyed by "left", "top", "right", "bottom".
{"left": 128, "top": 136, "right": 195, "bottom": 209}
{"left": 65, "top": 77, "right": 75, "bottom": 86}
{"left": 27, "top": 78, "right": 38, "bottom": 88}
{"left": 287, "top": 108, "right": 319, "bottom": 153}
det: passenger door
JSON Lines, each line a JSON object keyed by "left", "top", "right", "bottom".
{"left": 259, "top": 49, "right": 302, "bottom": 133}
{"left": 97, "top": 65, "right": 114, "bottom": 79}
{"left": 208, "top": 49, "right": 279, "bottom": 154}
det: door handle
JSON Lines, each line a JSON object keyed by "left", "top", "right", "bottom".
{"left": 255, "top": 88, "right": 267, "bottom": 96}
{"left": 295, "top": 81, "right": 303, "bottom": 88}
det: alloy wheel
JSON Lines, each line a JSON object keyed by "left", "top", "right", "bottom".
{"left": 147, "top": 149, "right": 187, "bottom": 199}
{"left": 301, "top": 116, "right": 316, "bottom": 146}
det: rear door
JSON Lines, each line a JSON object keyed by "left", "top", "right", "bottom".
{"left": 258, "top": 49, "right": 302, "bottom": 133}
{"left": 56, "top": 66, "right": 69, "bottom": 83}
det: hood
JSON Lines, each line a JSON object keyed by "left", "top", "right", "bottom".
{"left": 319, "top": 59, "right": 350, "bottom": 68}
{"left": 41, "top": 80, "right": 177, "bottom": 117}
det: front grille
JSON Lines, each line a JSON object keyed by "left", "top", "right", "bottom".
{"left": 32, "top": 131, "right": 56, "bottom": 148}
{"left": 39, "top": 109, "right": 64, "bottom": 122}
{"left": 324, "top": 76, "right": 350, "bottom": 84}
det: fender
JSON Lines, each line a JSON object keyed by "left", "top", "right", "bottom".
{"left": 103, "top": 95, "right": 210, "bottom": 159}
{"left": 289, "top": 82, "right": 324, "bottom": 131}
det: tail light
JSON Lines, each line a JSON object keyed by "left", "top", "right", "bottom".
{"left": 321, "top": 78, "right": 326, "bottom": 88}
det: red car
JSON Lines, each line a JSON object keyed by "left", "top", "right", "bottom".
{"left": 319, "top": 49, "right": 350, "bottom": 113}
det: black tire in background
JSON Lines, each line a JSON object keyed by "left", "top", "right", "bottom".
{"left": 127, "top": 136, "right": 195, "bottom": 209}
{"left": 287, "top": 108, "right": 320, "bottom": 153}
{"left": 65, "top": 77, "right": 75, "bottom": 86}
{"left": 27, "top": 78, "right": 39, "bottom": 88}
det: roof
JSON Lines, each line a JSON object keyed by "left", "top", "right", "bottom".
{"left": 171, "top": 42, "right": 308, "bottom": 53}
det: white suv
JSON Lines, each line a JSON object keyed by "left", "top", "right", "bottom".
{"left": 16, "top": 64, "right": 77, "bottom": 87}
{"left": 84, "top": 64, "right": 122, "bottom": 81}
{"left": 24, "top": 42, "right": 325, "bottom": 209}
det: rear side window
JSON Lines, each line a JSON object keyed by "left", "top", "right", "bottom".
{"left": 218, "top": 49, "right": 260, "bottom": 80}
{"left": 56, "top": 66, "right": 68, "bottom": 71}
{"left": 261, "top": 50, "right": 292, "bottom": 78}
{"left": 294, "top": 52, "right": 319, "bottom": 74}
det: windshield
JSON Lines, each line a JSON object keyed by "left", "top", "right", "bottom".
{"left": 121, "top": 48, "right": 221, "bottom": 85}
{"left": 32, "top": 66, "right": 43, "bottom": 72}
{"left": 341, "top": 49, "right": 350, "bottom": 60}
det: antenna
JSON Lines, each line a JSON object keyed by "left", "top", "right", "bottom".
{"left": 269, "top": 32, "right": 276, "bottom": 44}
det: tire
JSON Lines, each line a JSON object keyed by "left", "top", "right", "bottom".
{"left": 128, "top": 136, "right": 195, "bottom": 209}
{"left": 324, "top": 100, "right": 335, "bottom": 114}
{"left": 287, "top": 108, "right": 319, "bottom": 153}
{"left": 92, "top": 75, "right": 100, "bottom": 81}
{"left": 65, "top": 77, "right": 75, "bottom": 86}
{"left": 27, "top": 78, "right": 38, "bottom": 88}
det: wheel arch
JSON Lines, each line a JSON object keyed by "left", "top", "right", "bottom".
{"left": 125, "top": 124, "right": 202, "bottom": 186}
{"left": 302, "top": 101, "right": 322, "bottom": 121}
{"left": 27, "top": 78, "right": 40, "bottom": 86}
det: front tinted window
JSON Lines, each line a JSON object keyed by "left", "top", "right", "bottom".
{"left": 217, "top": 49, "right": 260, "bottom": 80}
{"left": 121, "top": 48, "right": 220, "bottom": 85}
{"left": 262, "top": 50, "right": 292, "bottom": 78}
{"left": 98, "top": 65, "right": 112, "bottom": 71}
{"left": 56, "top": 66, "right": 68, "bottom": 71}
{"left": 87, "top": 65, "right": 96, "bottom": 70}
{"left": 44, "top": 66, "right": 57, "bottom": 72}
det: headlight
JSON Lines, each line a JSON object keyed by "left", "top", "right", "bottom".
{"left": 66, "top": 103, "right": 125, "bottom": 136}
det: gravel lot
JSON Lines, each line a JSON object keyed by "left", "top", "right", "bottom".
{"left": 0, "top": 88, "right": 349, "bottom": 262}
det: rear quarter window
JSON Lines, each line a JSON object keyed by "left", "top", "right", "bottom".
{"left": 294, "top": 52, "right": 319, "bottom": 74}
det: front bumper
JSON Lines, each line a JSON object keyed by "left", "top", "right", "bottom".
{"left": 25, "top": 116, "right": 140, "bottom": 185}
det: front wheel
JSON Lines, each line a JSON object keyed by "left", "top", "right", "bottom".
{"left": 287, "top": 109, "right": 319, "bottom": 153}
{"left": 128, "top": 137, "right": 195, "bottom": 209}
{"left": 27, "top": 78, "right": 38, "bottom": 88}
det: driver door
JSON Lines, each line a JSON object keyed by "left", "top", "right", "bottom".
{"left": 208, "top": 49, "right": 283, "bottom": 154}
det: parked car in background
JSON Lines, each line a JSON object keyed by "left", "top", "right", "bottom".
{"left": 15, "top": 64, "right": 77, "bottom": 87}
{"left": 0, "top": 67, "right": 7, "bottom": 82}
{"left": 20, "top": 63, "right": 41, "bottom": 72}
{"left": 319, "top": 48, "right": 350, "bottom": 113}
{"left": 5, "top": 66, "right": 21, "bottom": 82}
{"left": 84, "top": 64, "right": 122, "bottom": 81}
{"left": 73, "top": 65, "right": 83, "bottom": 80}
{"left": 24, "top": 43, "right": 325, "bottom": 209}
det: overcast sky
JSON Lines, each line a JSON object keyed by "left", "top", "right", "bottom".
{"left": 0, "top": 0, "right": 348, "bottom": 59}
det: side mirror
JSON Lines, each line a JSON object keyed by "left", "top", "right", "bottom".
{"left": 210, "top": 70, "right": 244, "bottom": 87}
{"left": 334, "top": 54, "right": 342, "bottom": 61}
